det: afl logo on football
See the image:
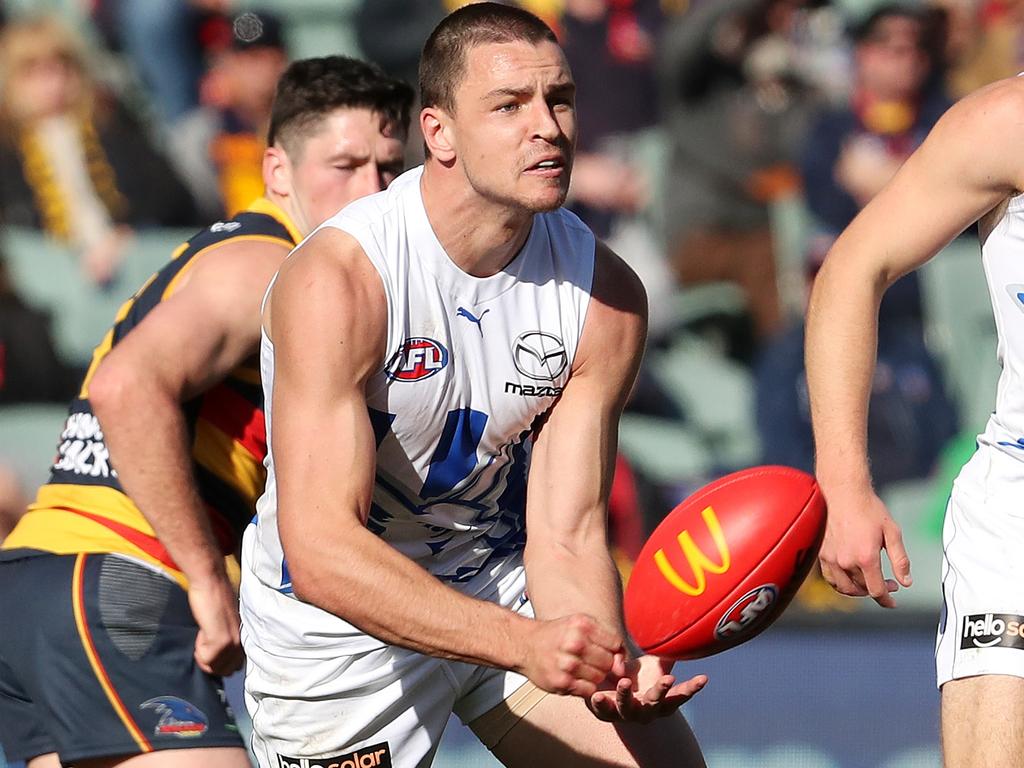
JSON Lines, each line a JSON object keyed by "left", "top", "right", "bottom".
{"left": 714, "top": 584, "right": 778, "bottom": 640}
{"left": 389, "top": 337, "right": 449, "bottom": 381}
{"left": 512, "top": 331, "right": 567, "bottom": 381}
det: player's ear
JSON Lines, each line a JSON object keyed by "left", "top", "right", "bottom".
{"left": 263, "top": 144, "right": 292, "bottom": 197}
{"left": 421, "top": 107, "right": 455, "bottom": 163}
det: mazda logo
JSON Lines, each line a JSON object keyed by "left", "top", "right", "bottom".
{"left": 512, "top": 331, "right": 567, "bottom": 381}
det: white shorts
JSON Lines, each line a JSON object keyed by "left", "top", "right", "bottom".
{"left": 936, "top": 444, "right": 1024, "bottom": 687}
{"left": 243, "top": 571, "right": 537, "bottom": 768}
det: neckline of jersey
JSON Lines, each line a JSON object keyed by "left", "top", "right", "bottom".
{"left": 404, "top": 166, "right": 539, "bottom": 305}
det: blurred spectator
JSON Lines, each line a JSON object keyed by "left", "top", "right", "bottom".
{"left": 558, "top": 0, "right": 689, "bottom": 338}
{"left": 659, "top": 0, "right": 824, "bottom": 342}
{"left": 758, "top": 5, "right": 959, "bottom": 482}
{"left": 0, "top": 255, "right": 77, "bottom": 405}
{"left": 561, "top": 0, "right": 659, "bottom": 238}
{"left": 756, "top": 322, "right": 958, "bottom": 486}
{"left": 0, "top": 16, "right": 200, "bottom": 285}
{"left": 931, "top": 0, "right": 1024, "bottom": 98}
{"left": 356, "top": 0, "right": 447, "bottom": 89}
{"left": 170, "top": 9, "right": 289, "bottom": 219}
{"left": 98, "top": 0, "right": 229, "bottom": 123}
{"left": 800, "top": 3, "right": 950, "bottom": 321}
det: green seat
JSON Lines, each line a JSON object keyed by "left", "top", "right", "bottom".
{"left": 618, "top": 413, "right": 712, "bottom": 485}
{"left": 648, "top": 334, "right": 760, "bottom": 470}
{"left": 237, "top": 0, "right": 361, "bottom": 58}
{"left": 769, "top": 193, "right": 813, "bottom": 322}
{"left": 2, "top": 227, "right": 197, "bottom": 366}
{"left": 918, "top": 239, "right": 998, "bottom": 431}
{"left": 0, "top": 404, "right": 68, "bottom": 492}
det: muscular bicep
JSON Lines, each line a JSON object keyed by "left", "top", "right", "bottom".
{"left": 87, "top": 241, "right": 286, "bottom": 401}
{"left": 525, "top": 242, "right": 647, "bottom": 551}
{"left": 826, "top": 79, "right": 1024, "bottom": 283}
{"left": 267, "top": 229, "right": 387, "bottom": 562}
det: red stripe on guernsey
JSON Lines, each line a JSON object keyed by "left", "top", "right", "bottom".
{"left": 62, "top": 507, "right": 180, "bottom": 572}
{"left": 198, "top": 385, "right": 266, "bottom": 460}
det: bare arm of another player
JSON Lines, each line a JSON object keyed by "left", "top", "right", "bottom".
{"left": 524, "top": 242, "right": 706, "bottom": 723}
{"left": 88, "top": 240, "right": 287, "bottom": 674}
{"left": 806, "top": 77, "right": 1024, "bottom": 607}
{"left": 271, "top": 227, "right": 620, "bottom": 698}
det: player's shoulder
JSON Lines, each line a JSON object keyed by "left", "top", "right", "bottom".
{"left": 941, "top": 75, "right": 1024, "bottom": 133}
{"left": 323, "top": 166, "right": 419, "bottom": 234}
{"left": 592, "top": 240, "right": 647, "bottom": 318}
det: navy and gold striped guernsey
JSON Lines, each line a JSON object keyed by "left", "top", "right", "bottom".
{"left": 2, "top": 198, "right": 301, "bottom": 588}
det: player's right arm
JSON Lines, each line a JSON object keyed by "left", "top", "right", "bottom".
{"left": 87, "top": 238, "right": 287, "bottom": 674}
{"left": 806, "top": 77, "right": 1024, "bottom": 607}
{"left": 271, "top": 227, "right": 620, "bottom": 698}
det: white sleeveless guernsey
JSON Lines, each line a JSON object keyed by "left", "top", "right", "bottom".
{"left": 975, "top": 193, "right": 1024, "bottom": 454}
{"left": 241, "top": 167, "right": 596, "bottom": 656}
{"left": 936, "top": 191, "right": 1024, "bottom": 688}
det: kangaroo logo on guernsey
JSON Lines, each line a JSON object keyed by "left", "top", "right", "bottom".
{"left": 277, "top": 742, "right": 392, "bottom": 768}
{"left": 388, "top": 337, "right": 449, "bottom": 381}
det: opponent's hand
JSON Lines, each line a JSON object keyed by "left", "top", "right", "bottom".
{"left": 818, "top": 488, "right": 912, "bottom": 608}
{"left": 520, "top": 614, "right": 623, "bottom": 698}
{"left": 188, "top": 576, "right": 244, "bottom": 676}
{"left": 588, "top": 655, "right": 707, "bottom": 723}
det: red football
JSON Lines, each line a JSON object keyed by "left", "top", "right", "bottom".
{"left": 624, "top": 465, "right": 826, "bottom": 660}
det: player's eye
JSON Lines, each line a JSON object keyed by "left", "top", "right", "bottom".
{"left": 496, "top": 102, "right": 520, "bottom": 113}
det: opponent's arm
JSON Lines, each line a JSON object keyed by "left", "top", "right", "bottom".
{"left": 88, "top": 240, "right": 286, "bottom": 674}
{"left": 806, "top": 77, "right": 1024, "bottom": 606}
{"left": 523, "top": 243, "right": 706, "bottom": 722}
{"left": 272, "top": 228, "right": 620, "bottom": 698}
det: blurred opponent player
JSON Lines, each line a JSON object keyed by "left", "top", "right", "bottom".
{"left": 806, "top": 75, "right": 1024, "bottom": 765}
{"left": 241, "top": 5, "right": 707, "bottom": 767}
{"left": 0, "top": 57, "right": 411, "bottom": 768}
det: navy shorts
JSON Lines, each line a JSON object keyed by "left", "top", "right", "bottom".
{"left": 0, "top": 551, "right": 243, "bottom": 763}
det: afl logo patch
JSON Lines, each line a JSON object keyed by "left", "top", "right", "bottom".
{"left": 389, "top": 337, "right": 449, "bottom": 381}
{"left": 512, "top": 331, "right": 567, "bottom": 381}
{"left": 714, "top": 584, "right": 778, "bottom": 640}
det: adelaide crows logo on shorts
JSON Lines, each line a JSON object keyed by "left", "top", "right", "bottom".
{"left": 387, "top": 337, "right": 449, "bottom": 381}
{"left": 140, "top": 696, "right": 209, "bottom": 737}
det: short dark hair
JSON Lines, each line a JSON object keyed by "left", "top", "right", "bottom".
{"left": 853, "top": 4, "right": 924, "bottom": 45}
{"left": 268, "top": 56, "right": 414, "bottom": 154}
{"left": 419, "top": 2, "right": 557, "bottom": 113}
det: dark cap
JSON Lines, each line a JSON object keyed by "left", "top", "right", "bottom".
{"left": 230, "top": 9, "right": 285, "bottom": 52}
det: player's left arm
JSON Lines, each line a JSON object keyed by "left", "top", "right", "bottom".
{"left": 524, "top": 241, "right": 706, "bottom": 722}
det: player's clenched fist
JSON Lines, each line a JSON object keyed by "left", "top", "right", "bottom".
{"left": 518, "top": 614, "right": 623, "bottom": 697}
{"left": 189, "top": 576, "right": 245, "bottom": 676}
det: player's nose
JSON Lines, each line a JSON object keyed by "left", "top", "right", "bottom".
{"left": 530, "top": 100, "right": 561, "bottom": 142}
{"left": 356, "top": 162, "right": 388, "bottom": 195}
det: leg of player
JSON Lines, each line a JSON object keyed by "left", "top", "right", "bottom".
{"left": 26, "top": 755, "right": 60, "bottom": 768}
{"left": 942, "top": 676, "right": 1024, "bottom": 768}
{"left": 474, "top": 688, "right": 705, "bottom": 768}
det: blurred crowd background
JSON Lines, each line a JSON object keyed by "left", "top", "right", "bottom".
{"left": 0, "top": 0, "right": 1018, "bottom": 766}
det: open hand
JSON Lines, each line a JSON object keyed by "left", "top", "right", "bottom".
{"left": 588, "top": 655, "right": 707, "bottom": 723}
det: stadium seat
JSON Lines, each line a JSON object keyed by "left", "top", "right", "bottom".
{"left": 918, "top": 237, "right": 998, "bottom": 431}
{"left": 2, "top": 227, "right": 197, "bottom": 365}
{"left": 0, "top": 403, "right": 67, "bottom": 492}
{"left": 237, "top": 0, "right": 362, "bottom": 59}
{"left": 649, "top": 334, "right": 761, "bottom": 470}
{"left": 769, "top": 193, "right": 812, "bottom": 322}
{"left": 618, "top": 413, "right": 712, "bottom": 484}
